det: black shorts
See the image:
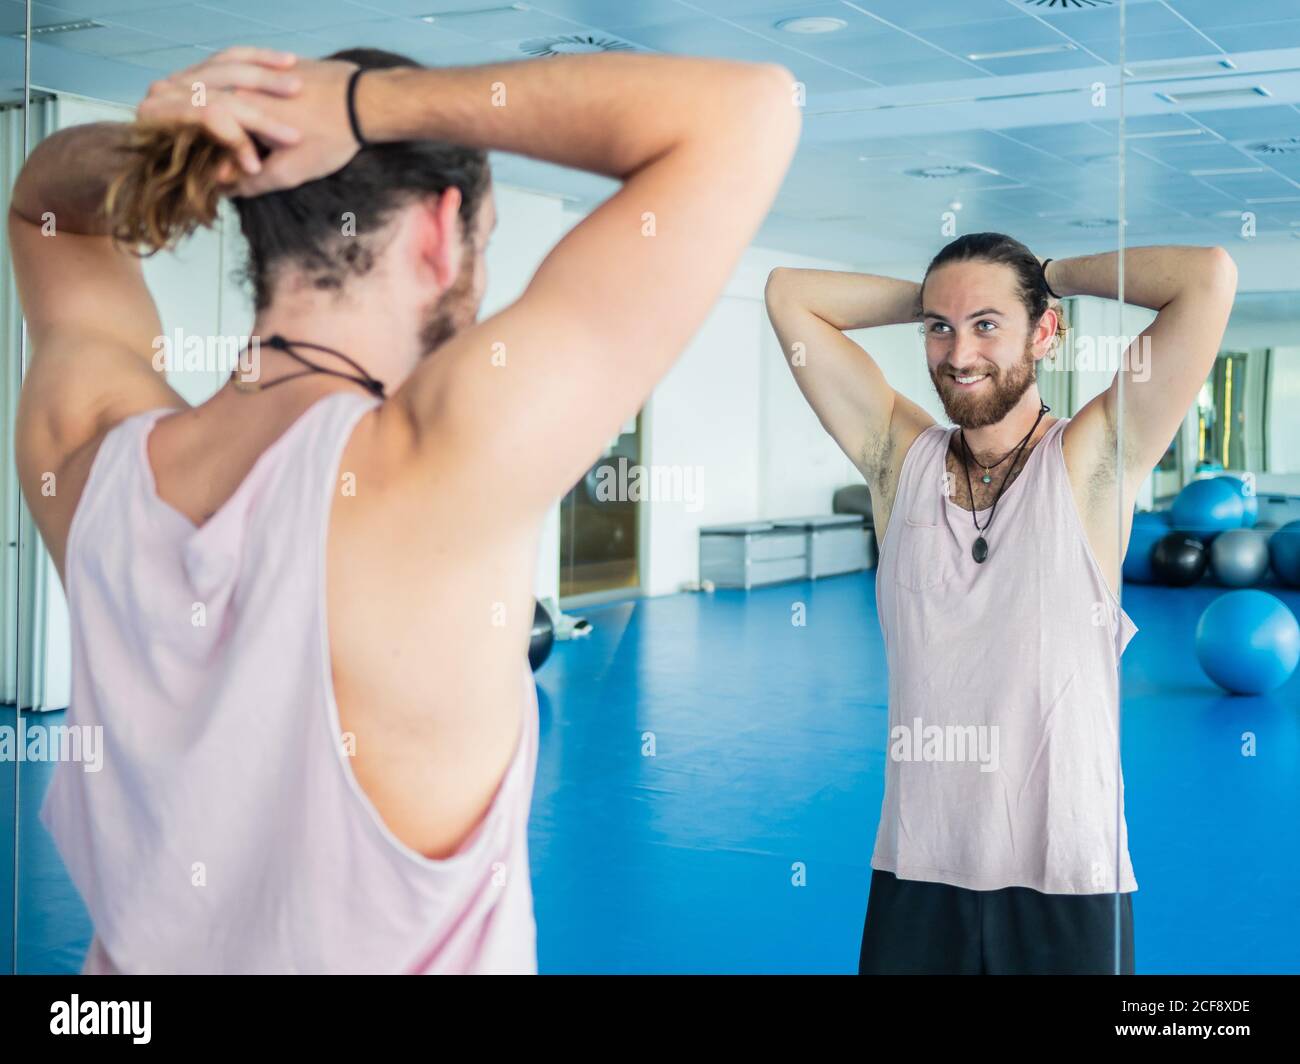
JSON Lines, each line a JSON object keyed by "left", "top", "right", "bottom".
{"left": 859, "top": 869, "right": 1135, "bottom": 975}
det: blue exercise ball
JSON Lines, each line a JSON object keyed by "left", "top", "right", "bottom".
{"left": 1123, "top": 518, "right": 1168, "bottom": 583}
{"left": 1195, "top": 591, "right": 1300, "bottom": 695}
{"left": 1270, "top": 521, "right": 1300, "bottom": 587}
{"left": 1210, "top": 529, "right": 1271, "bottom": 587}
{"left": 1216, "top": 475, "right": 1258, "bottom": 528}
{"left": 1171, "top": 478, "right": 1245, "bottom": 539}
{"left": 1133, "top": 510, "right": 1171, "bottom": 529}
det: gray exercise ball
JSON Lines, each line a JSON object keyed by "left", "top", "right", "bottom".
{"left": 1210, "top": 528, "right": 1271, "bottom": 587}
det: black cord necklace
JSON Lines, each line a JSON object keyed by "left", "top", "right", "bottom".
{"left": 958, "top": 401, "right": 1049, "bottom": 564}
{"left": 970, "top": 440, "right": 1021, "bottom": 485}
{"left": 231, "top": 335, "right": 386, "bottom": 399}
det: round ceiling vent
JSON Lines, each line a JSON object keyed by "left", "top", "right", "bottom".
{"left": 905, "top": 165, "right": 981, "bottom": 179}
{"left": 1248, "top": 137, "right": 1300, "bottom": 156}
{"left": 518, "top": 34, "right": 636, "bottom": 57}
{"left": 775, "top": 16, "right": 847, "bottom": 34}
{"left": 1022, "top": 0, "right": 1114, "bottom": 9}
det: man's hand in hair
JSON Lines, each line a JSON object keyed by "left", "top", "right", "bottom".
{"left": 136, "top": 47, "right": 357, "bottom": 194}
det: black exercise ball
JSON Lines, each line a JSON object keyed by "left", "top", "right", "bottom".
{"left": 1151, "top": 531, "right": 1208, "bottom": 587}
{"left": 529, "top": 600, "right": 554, "bottom": 672}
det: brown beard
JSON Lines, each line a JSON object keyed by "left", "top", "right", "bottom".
{"left": 418, "top": 248, "right": 479, "bottom": 357}
{"left": 930, "top": 337, "right": 1037, "bottom": 429}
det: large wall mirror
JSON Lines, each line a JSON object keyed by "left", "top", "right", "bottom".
{"left": 3, "top": 0, "right": 1127, "bottom": 977}
{"left": 3, "top": 0, "right": 1291, "bottom": 981}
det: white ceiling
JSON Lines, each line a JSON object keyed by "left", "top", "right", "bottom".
{"left": 3, "top": 0, "right": 1299, "bottom": 282}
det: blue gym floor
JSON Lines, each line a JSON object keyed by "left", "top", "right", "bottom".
{"left": 2, "top": 571, "right": 1298, "bottom": 974}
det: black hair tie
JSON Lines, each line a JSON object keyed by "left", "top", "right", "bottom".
{"left": 1041, "top": 258, "right": 1062, "bottom": 300}
{"left": 346, "top": 67, "right": 370, "bottom": 149}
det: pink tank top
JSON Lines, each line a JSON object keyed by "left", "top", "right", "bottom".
{"left": 872, "top": 418, "right": 1139, "bottom": 895}
{"left": 39, "top": 392, "right": 539, "bottom": 973}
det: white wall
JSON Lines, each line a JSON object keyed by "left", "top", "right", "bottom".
{"left": 757, "top": 320, "right": 845, "bottom": 519}
{"left": 1223, "top": 321, "right": 1300, "bottom": 349}
{"left": 618, "top": 237, "right": 906, "bottom": 597}
{"left": 759, "top": 317, "right": 943, "bottom": 517}
{"left": 1265, "top": 347, "right": 1300, "bottom": 478}
{"left": 640, "top": 295, "right": 763, "bottom": 596}
{"left": 1228, "top": 242, "right": 1300, "bottom": 297}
